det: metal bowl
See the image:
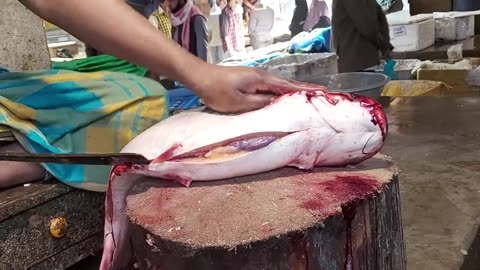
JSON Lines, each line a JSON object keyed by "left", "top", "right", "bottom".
{"left": 299, "top": 72, "right": 390, "bottom": 101}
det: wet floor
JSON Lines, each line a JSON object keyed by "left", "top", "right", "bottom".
{"left": 382, "top": 97, "right": 480, "bottom": 270}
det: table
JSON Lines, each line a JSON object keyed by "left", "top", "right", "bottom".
{"left": 391, "top": 35, "right": 480, "bottom": 60}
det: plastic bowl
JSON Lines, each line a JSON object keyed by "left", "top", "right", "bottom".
{"left": 299, "top": 72, "right": 390, "bottom": 100}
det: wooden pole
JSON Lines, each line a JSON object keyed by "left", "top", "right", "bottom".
{"left": 127, "top": 154, "right": 405, "bottom": 270}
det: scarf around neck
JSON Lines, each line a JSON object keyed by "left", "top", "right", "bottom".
{"left": 171, "top": 0, "right": 207, "bottom": 51}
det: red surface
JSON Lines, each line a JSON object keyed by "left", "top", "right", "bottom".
{"left": 297, "top": 175, "right": 382, "bottom": 216}
{"left": 152, "top": 143, "right": 183, "bottom": 163}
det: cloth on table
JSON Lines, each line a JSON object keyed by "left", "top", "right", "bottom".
{"left": 52, "top": 54, "right": 148, "bottom": 77}
{"left": 376, "top": 0, "right": 403, "bottom": 13}
{"left": 288, "top": 27, "right": 331, "bottom": 54}
{"left": 0, "top": 69, "right": 168, "bottom": 192}
{"left": 221, "top": 51, "right": 285, "bottom": 67}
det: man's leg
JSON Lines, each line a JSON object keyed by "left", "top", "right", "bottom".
{"left": 0, "top": 142, "right": 46, "bottom": 189}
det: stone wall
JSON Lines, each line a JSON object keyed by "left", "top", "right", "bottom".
{"left": 0, "top": 0, "right": 50, "bottom": 71}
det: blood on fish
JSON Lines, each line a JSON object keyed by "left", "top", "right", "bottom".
{"left": 111, "top": 165, "right": 131, "bottom": 177}
{"left": 152, "top": 143, "right": 182, "bottom": 163}
{"left": 101, "top": 88, "right": 388, "bottom": 270}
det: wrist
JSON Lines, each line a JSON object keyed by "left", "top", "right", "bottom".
{"left": 179, "top": 61, "right": 213, "bottom": 96}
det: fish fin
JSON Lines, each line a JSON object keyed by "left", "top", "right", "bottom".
{"left": 178, "top": 178, "right": 193, "bottom": 187}
{"left": 152, "top": 143, "right": 183, "bottom": 163}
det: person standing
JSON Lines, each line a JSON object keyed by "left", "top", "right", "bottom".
{"left": 170, "top": 0, "right": 209, "bottom": 61}
{"left": 331, "top": 0, "right": 393, "bottom": 73}
{"left": 242, "top": 0, "right": 257, "bottom": 23}
{"left": 220, "top": 0, "right": 243, "bottom": 58}
{"left": 149, "top": 0, "right": 173, "bottom": 38}
{"left": 248, "top": 0, "right": 275, "bottom": 50}
{"left": 303, "top": 0, "right": 331, "bottom": 32}
{"left": 290, "top": 0, "right": 308, "bottom": 37}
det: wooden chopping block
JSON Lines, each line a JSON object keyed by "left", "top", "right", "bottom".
{"left": 126, "top": 154, "right": 405, "bottom": 270}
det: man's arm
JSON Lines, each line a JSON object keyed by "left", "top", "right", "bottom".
{"left": 243, "top": 0, "right": 255, "bottom": 11}
{"left": 20, "top": 0, "right": 207, "bottom": 89}
{"left": 342, "top": 0, "right": 380, "bottom": 47}
{"left": 193, "top": 16, "right": 209, "bottom": 61}
{"left": 18, "top": 0, "right": 327, "bottom": 116}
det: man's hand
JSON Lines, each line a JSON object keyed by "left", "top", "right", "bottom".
{"left": 191, "top": 65, "right": 326, "bottom": 113}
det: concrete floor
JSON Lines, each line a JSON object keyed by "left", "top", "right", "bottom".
{"left": 382, "top": 97, "right": 480, "bottom": 270}
{"left": 68, "top": 97, "right": 480, "bottom": 269}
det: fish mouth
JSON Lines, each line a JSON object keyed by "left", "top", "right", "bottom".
{"left": 151, "top": 132, "right": 293, "bottom": 164}
{"left": 362, "top": 132, "right": 383, "bottom": 156}
{"left": 353, "top": 94, "right": 388, "bottom": 141}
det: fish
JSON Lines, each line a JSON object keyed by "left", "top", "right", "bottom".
{"left": 99, "top": 89, "right": 388, "bottom": 270}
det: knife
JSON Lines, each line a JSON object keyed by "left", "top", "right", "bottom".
{"left": 0, "top": 152, "right": 151, "bottom": 165}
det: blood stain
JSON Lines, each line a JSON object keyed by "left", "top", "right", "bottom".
{"left": 299, "top": 175, "right": 380, "bottom": 215}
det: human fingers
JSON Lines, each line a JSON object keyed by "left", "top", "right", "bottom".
{"left": 284, "top": 79, "right": 328, "bottom": 92}
{"left": 246, "top": 69, "right": 296, "bottom": 95}
{"left": 252, "top": 70, "right": 327, "bottom": 95}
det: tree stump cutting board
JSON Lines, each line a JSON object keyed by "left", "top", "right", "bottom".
{"left": 126, "top": 154, "right": 405, "bottom": 270}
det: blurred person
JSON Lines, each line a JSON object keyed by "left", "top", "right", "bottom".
{"left": 242, "top": 0, "right": 257, "bottom": 23}
{"left": 304, "top": 0, "right": 331, "bottom": 32}
{"left": 149, "top": 0, "right": 173, "bottom": 38}
{"left": 170, "top": 0, "right": 209, "bottom": 61}
{"left": 332, "top": 0, "right": 393, "bottom": 73}
{"left": 220, "top": 0, "right": 244, "bottom": 57}
{"left": 248, "top": 0, "right": 275, "bottom": 50}
{"left": 290, "top": 0, "right": 308, "bottom": 37}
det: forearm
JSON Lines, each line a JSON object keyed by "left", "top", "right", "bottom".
{"left": 243, "top": 0, "right": 255, "bottom": 10}
{"left": 20, "top": 0, "right": 208, "bottom": 90}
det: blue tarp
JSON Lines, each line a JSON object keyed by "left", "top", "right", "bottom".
{"left": 288, "top": 27, "right": 331, "bottom": 54}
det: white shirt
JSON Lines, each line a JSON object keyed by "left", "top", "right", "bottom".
{"left": 248, "top": 4, "right": 275, "bottom": 40}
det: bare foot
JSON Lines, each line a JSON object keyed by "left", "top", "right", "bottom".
{"left": 0, "top": 142, "right": 47, "bottom": 189}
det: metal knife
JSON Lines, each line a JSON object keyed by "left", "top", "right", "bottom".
{"left": 0, "top": 152, "right": 151, "bottom": 165}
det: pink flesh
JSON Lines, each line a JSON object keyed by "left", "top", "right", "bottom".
{"left": 100, "top": 89, "right": 388, "bottom": 270}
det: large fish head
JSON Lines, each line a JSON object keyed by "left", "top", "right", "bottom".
{"left": 305, "top": 91, "right": 388, "bottom": 165}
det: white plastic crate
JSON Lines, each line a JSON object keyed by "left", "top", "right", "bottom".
{"left": 434, "top": 11, "right": 480, "bottom": 41}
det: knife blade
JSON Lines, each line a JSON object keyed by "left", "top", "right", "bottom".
{"left": 0, "top": 152, "right": 151, "bottom": 165}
